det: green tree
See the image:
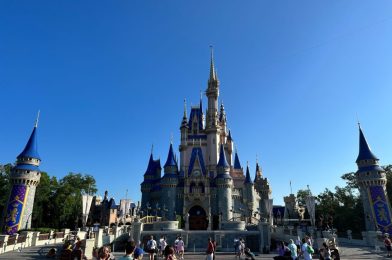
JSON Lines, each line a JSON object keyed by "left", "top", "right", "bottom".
{"left": 32, "top": 172, "right": 58, "bottom": 228}
{"left": 296, "top": 189, "right": 312, "bottom": 206}
{"left": 0, "top": 164, "right": 12, "bottom": 206}
{"left": 0, "top": 164, "right": 12, "bottom": 231}
{"left": 52, "top": 173, "right": 97, "bottom": 228}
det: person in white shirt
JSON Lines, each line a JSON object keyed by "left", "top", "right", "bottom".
{"left": 146, "top": 235, "right": 157, "bottom": 260}
{"left": 159, "top": 235, "right": 167, "bottom": 257}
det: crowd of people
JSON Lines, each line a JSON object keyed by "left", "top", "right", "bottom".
{"left": 273, "top": 235, "right": 336, "bottom": 260}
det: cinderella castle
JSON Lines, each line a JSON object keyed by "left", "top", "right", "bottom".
{"left": 140, "top": 50, "right": 272, "bottom": 230}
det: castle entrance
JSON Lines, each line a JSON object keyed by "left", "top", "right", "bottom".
{"left": 188, "top": 205, "right": 207, "bottom": 230}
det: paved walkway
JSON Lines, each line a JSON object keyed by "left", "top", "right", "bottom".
{"left": 0, "top": 245, "right": 388, "bottom": 259}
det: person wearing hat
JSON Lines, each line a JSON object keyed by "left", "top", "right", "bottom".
{"left": 133, "top": 248, "right": 145, "bottom": 260}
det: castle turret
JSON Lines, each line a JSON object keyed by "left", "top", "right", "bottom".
{"left": 243, "top": 163, "right": 255, "bottom": 216}
{"left": 161, "top": 143, "right": 179, "bottom": 220}
{"left": 253, "top": 160, "right": 272, "bottom": 219}
{"left": 206, "top": 48, "right": 220, "bottom": 174}
{"left": 355, "top": 125, "right": 392, "bottom": 233}
{"left": 140, "top": 151, "right": 162, "bottom": 211}
{"left": 216, "top": 144, "right": 233, "bottom": 221}
{"left": 4, "top": 116, "right": 42, "bottom": 234}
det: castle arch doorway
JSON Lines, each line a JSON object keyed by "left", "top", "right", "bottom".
{"left": 188, "top": 205, "right": 207, "bottom": 230}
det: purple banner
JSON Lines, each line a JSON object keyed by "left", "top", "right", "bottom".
{"left": 5, "top": 185, "right": 27, "bottom": 235}
{"left": 369, "top": 185, "right": 392, "bottom": 234}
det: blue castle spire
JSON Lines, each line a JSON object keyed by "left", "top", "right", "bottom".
{"left": 233, "top": 150, "right": 242, "bottom": 170}
{"left": 17, "top": 125, "right": 40, "bottom": 161}
{"left": 254, "top": 161, "right": 261, "bottom": 182}
{"left": 244, "top": 164, "right": 252, "bottom": 184}
{"left": 356, "top": 125, "right": 379, "bottom": 163}
{"left": 164, "top": 143, "right": 177, "bottom": 168}
{"left": 217, "top": 143, "right": 229, "bottom": 168}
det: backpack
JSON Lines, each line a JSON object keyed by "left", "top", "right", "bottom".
{"left": 307, "top": 245, "right": 314, "bottom": 254}
{"left": 146, "top": 240, "right": 153, "bottom": 250}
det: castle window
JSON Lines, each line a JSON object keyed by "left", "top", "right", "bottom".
{"left": 190, "top": 182, "right": 196, "bottom": 193}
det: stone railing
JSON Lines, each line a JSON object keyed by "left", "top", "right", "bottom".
{"left": 0, "top": 229, "right": 70, "bottom": 254}
{"left": 0, "top": 225, "right": 133, "bottom": 257}
{"left": 140, "top": 216, "right": 162, "bottom": 224}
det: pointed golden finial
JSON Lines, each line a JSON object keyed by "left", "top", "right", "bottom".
{"left": 34, "top": 110, "right": 40, "bottom": 128}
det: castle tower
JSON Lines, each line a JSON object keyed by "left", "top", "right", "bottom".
{"left": 243, "top": 163, "right": 255, "bottom": 218}
{"left": 355, "top": 125, "right": 392, "bottom": 233}
{"left": 254, "top": 160, "right": 272, "bottom": 218}
{"left": 161, "top": 143, "right": 179, "bottom": 220}
{"left": 205, "top": 48, "right": 220, "bottom": 173}
{"left": 216, "top": 144, "right": 233, "bottom": 221}
{"left": 4, "top": 116, "right": 42, "bottom": 234}
{"left": 140, "top": 151, "right": 162, "bottom": 212}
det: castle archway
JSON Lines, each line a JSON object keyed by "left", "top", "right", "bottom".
{"left": 188, "top": 205, "right": 207, "bottom": 230}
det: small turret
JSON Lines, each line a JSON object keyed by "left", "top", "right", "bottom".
{"left": 162, "top": 142, "right": 179, "bottom": 220}
{"left": 216, "top": 143, "right": 233, "bottom": 221}
{"left": 233, "top": 150, "right": 242, "bottom": 170}
{"left": 355, "top": 124, "right": 392, "bottom": 232}
{"left": 5, "top": 114, "right": 42, "bottom": 234}
{"left": 244, "top": 163, "right": 252, "bottom": 184}
{"left": 254, "top": 160, "right": 262, "bottom": 183}
{"left": 216, "top": 144, "right": 230, "bottom": 176}
{"left": 164, "top": 143, "right": 177, "bottom": 171}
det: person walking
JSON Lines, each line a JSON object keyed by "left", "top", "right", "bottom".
{"left": 176, "top": 237, "right": 185, "bottom": 260}
{"left": 301, "top": 238, "right": 313, "bottom": 260}
{"left": 288, "top": 239, "right": 298, "bottom": 260}
{"left": 159, "top": 235, "right": 167, "bottom": 258}
{"left": 206, "top": 237, "right": 215, "bottom": 260}
{"left": 146, "top": 235, "right": 157, "bottom": 260}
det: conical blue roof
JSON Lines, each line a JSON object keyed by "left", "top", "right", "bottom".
{"left": 244, "top": 165, "right": 252, "bottom": 184}
{"left": 234, "top": 151, "right": 241, "bottom": 169}
{"left": 164, "top": 143, "right": 177, "bottom": 168}
{"left": 17, "top": 126, "right": 40, "bottom": 160}
{"left": 356, "top": 127, "right": 378, "bottom": 163}
{"left": 254, "top": 162, "right": 260, "bottom": 182}
{"left": 144, "top": 153, "right": 161, "bottom": 175}
{"left": 217, "top": 144, "right": 229, "bottom": 168}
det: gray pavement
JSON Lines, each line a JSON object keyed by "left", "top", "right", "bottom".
{"left": 0, "top": 244, "right": 389, "bottom": 259}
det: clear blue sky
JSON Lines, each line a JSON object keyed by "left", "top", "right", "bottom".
{"left": 1, "top": 1, "right": 392, "bottom": 205}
